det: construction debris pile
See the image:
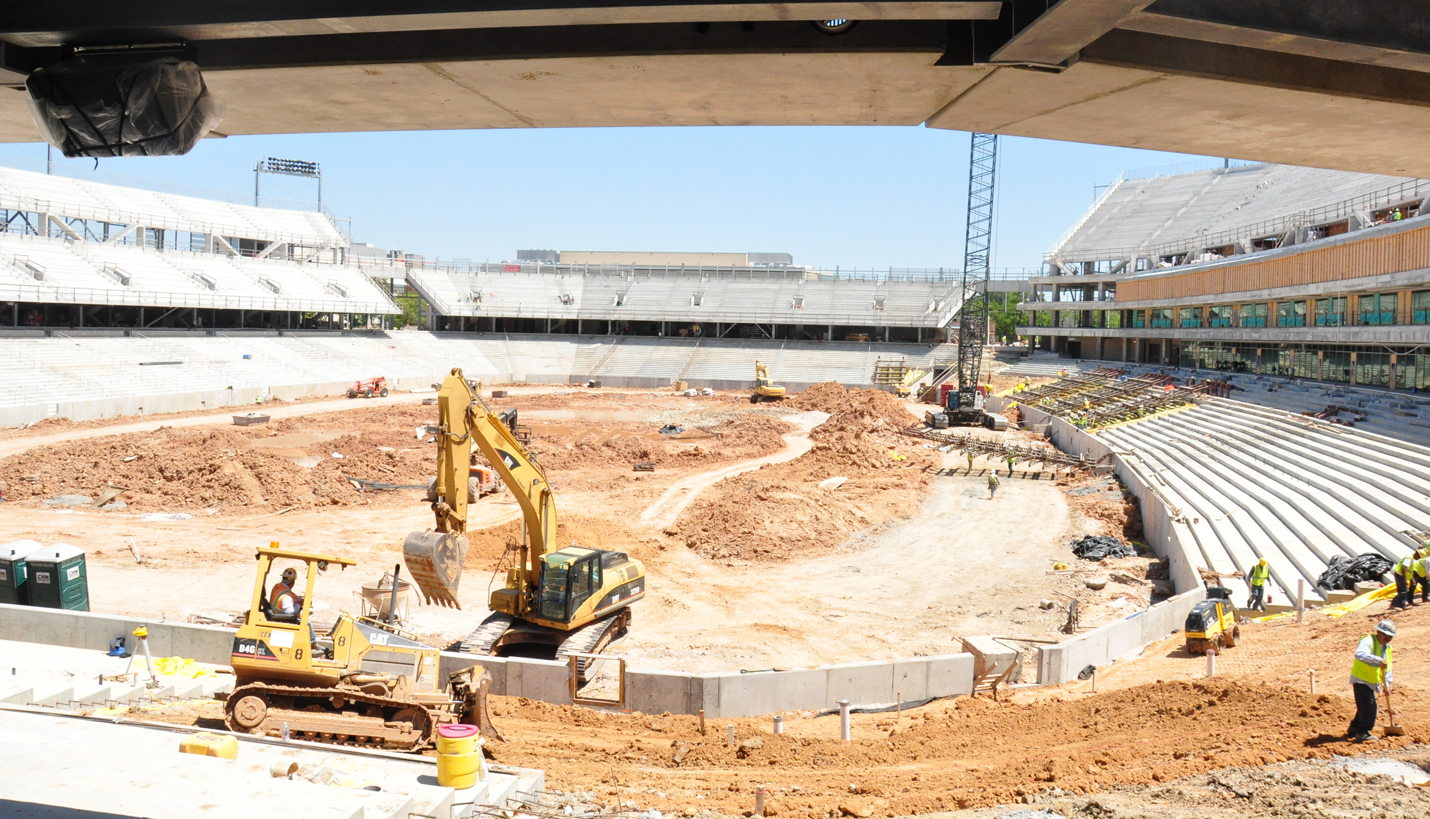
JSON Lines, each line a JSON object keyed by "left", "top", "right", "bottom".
{"left": 1010, "top": 369, "right": 1205, "bottom": 430}
{"left": 1070, "top": 534, "right": 1136, "bottom": 560}
{"left": 900, "top": 427, "right": 1092, "bottom": 472}
{"left": 1316, "top": 553, "right": 1394, "bottom": 591}
{"left": 673, "top": 384, "right": 937, "bottom": 561}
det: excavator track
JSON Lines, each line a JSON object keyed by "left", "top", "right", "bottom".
{"left": 457, "top": 610, "right": 631, "bottom": 683}
{"left": 223, "top": 682, "right": 442, "bottom": 752}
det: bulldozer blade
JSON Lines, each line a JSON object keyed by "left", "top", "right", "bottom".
{"left": 403, "top": 530, "right": 468, "bottom": 608}
{"left": 451, "top": 666, "right": 503, "bottom": 742}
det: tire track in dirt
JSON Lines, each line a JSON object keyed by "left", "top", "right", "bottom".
{"left": 639, "top": 411, "right": 828, "bottom": 530}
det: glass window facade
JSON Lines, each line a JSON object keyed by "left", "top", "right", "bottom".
{"left": 1178, "top": 306, "right": 1202, "bottom": 328}
{"left": 1315, "top": 297, "right": 1348, "bottom": 326}
{"left": 1356, "top": 351, "right": 1392, "bottom": 388}
{"left": 1275, "top": 300, "right": 1306, "bottom": 327}
{"left": 1207, "top": 305, "right": 1234, "bottom": 327}
{"left": 1413, "top": 290, "right": 1430, "bottom": 325}
{"left": 1239, "top": 303, "right": 1268, "bottom": 327}
{"left": 1359, "top": 292, "right": 1396, "bottom": 325}
{"left": 1152, "top": 308, "right": 1173, "bottom": 328}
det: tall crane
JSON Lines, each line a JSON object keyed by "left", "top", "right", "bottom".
{"left": 946, "top": 132, "right": 999, "bottom": 427}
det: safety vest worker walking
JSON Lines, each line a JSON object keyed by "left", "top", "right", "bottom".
{"left": 1392, "top": 554, "right": 1417, "bottom": 609}
{"left": 988, "top": 471, "right": 1000, "bottom": 500}
{"left": 1348, "top": 620, "right": 1395, "bottom": 743}
{"left": 1246, "top": 559, "right": 1269, "bottom": 612}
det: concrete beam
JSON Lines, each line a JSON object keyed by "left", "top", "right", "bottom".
{"left": 1124, "top": 1, "right": 1430, "bottom": 74}
{"left": 991, "top": 0, "right": 1156, "bottom": 68}
{"left": 0, "top": 3, "right": 1002, "bottom": 47}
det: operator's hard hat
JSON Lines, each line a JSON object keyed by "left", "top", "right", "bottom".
{"left": 1377, "top": 620, "right": 1397, "bottom": 639}
{"left": 281, "top": 567, "right": 298, "bottom": 582}
{"left": 1259, "top": 558, "right": 1267, "bottom": 566}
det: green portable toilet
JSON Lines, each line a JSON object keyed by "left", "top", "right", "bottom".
{"left": 0, "top": 539, "right": 43, "bottom": 605}
{"left": 27, "top": 543, "right": 88, "bottom": 611}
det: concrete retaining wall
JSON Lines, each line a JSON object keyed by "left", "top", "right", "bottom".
{"left": 989, "top": 395, "right": 1208, "bottom": 684}
{"left": 0, "top": 603, "right": 235, "bottom": 663}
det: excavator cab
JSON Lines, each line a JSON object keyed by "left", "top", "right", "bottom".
{"left": 532, "top": 547, "right": 644, "bottom": 625}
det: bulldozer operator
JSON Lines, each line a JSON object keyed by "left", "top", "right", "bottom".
{"left": 270, "top": 566, "right": 320, "bottom": 650}
{"left": 270, "top": 567, "right": 304, "bottom": 616}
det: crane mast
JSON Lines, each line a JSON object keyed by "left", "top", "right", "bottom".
{"left": 948, "top": 132, "right": 998, "bottom": 425}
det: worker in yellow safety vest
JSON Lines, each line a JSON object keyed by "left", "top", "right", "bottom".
{"left": 1413, "top": 549, "right": 1430, "bottom": 606}
{"left": 1392, "top": 554, "right": 1417, "bottom": 609}
{"left": 988, "top": 470, "right": 1000, "bottom": 500}
{"left": 1348, "top": 620, "right": 1395, "bottom": 743}
{"left": 1246, "top": 558, "right": 1270, "bottom": 612}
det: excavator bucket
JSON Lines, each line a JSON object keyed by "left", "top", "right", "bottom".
{"left": 403, "top": 530, "right": 468, "bottom": 608}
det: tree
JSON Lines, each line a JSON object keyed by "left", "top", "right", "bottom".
{"left": 989, "top": 292, "right": 1026, "bottom": 343}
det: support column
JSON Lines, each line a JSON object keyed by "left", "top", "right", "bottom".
{"left": 827, "top": 325, "right": 832, "bottom": 341}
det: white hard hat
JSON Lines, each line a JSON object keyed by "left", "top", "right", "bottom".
{"left": 1377, "top": 620, "right": 1397, "bottom": 638}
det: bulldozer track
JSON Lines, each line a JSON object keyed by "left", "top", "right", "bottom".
{"left": 224, "top": 681, "right": 446, "bottom": 752}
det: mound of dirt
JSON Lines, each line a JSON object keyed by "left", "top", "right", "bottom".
{"left": 531, "top": 416, "right": 790, "bottom": 471}
{"left": 674, "top": 385, "right": 934, "bottom": 561}
{"left": 0, "top": 426, "right": 364, "bottom": 512}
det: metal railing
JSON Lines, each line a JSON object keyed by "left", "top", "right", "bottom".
{"left": 362, "top": 257, "right": 1041, "bottom": 283}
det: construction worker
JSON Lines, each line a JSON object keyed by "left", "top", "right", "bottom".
{"left": 1413, "top": 549, "right": 1430, "bottom": 605}
{"left": 1246, "top": 558, "right": 1270, "bottom": 612}
{"left": 988, "top": 470, "right": 1000, "bottom": 500}
{"left": 1006, "top": 452, "right": 1017, "bottom": 476}
{"left": 270, "top": 567, "right": 304, "bottom": 616}
{"left": 966, "top": 450, "right": 975, "bottom": 472}
{"left": 1348, "top": 620, "right": 1395, "bottom": 743}
{"left": 1392, "top": 553, "right": 1416, "bottom": 609}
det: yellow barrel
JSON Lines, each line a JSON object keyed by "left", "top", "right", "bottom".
{"left": 435, "top": 724, "right": 478, "bottom": 756}
{"left": 436, "top": 751, "right": 482, "bottom": 789}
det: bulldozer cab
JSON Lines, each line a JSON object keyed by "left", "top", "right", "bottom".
{"left": 235, "top": 544, "right": 356, "bottom": 682}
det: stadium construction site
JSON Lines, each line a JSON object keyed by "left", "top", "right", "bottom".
{"left": 7, "top": 357, "right": 1430, "bottom": 819}
{"left": 7, "top": 150, "right": 1430, "bottom": 817}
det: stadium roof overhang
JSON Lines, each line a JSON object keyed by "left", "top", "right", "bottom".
{"left": 2, "top": 1, "right": 1430, "bottom": 176}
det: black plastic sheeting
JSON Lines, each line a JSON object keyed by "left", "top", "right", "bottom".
{"left": 26, "top": 57, "right": 224, "bottom": 158}
{"left": 1316, "top": 553, "right": 1394, "bottom": 591}
{"left": 1070, "top": 534, "right": 1135, "bottom": 561}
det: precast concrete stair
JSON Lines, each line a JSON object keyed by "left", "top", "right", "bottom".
{"left": 1099, "top": 399, "right": 1430, "bottom": 601}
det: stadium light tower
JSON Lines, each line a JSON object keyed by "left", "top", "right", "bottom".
{"left": 255, "top": 157, "right": 321, "bottom": 208}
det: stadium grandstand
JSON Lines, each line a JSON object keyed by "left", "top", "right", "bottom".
{"left": 0, "top": 162, "right": 397, "bottom": 330}
{"left": 0, "top": 161, "right": 1028, "bottom": 426}
{"left": 1023, "top": 160, "right": 1430, "bottom": 391}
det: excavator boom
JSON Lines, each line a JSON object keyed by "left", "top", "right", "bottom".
{"left": 404, "top": 369, "right": 558, "bottom": 610}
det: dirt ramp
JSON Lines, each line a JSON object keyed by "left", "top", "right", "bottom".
{"left": 673, "top": 385, "right": 935, "bottom": 562}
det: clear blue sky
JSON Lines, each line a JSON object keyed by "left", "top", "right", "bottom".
{"left": 5, "top": 128, "right": 1221, "bottom": 271}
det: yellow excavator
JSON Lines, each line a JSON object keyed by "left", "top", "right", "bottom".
{"left": 222, "top": 543, "right": 499, "bottom": 752}
{"left": 751, "top": 360, "right": 786, "bottom": 403}
{"left": 403, "top": 369, "right": 646, "bottom": 679}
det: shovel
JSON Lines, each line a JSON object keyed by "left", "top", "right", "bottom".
{"left": 1384, "top": 685, "right": 1407, "bottom": 737}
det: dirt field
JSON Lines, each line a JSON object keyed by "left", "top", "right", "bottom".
{"left": 0, "top": 383, "right": 1133, "bottom": 667}
{"left": 122, "top": 593, "right": 1430, "bottom": 818}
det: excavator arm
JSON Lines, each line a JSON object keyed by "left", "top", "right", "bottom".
{"left": 404, "top": 369, "right": 557, "bottom": 609}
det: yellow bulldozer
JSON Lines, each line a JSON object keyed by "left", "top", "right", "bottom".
{"left": 750, "top": 360, "right": 786, "bottom": 404}
{"left": 222, "top": 543, "right": 499, "bottom": 751}
{"left": 403, "top": 369, "right": 646, "bottom": 680}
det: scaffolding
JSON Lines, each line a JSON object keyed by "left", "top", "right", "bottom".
{"left": 899, "top": 425, "right": 1095, "bottom": 471}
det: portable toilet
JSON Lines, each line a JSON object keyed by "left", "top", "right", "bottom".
{"left": 27, "top": 543, "right": 89, "bottom": 611}
{"left": 0, "top": 539, "right": 43, "bottom": 605}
